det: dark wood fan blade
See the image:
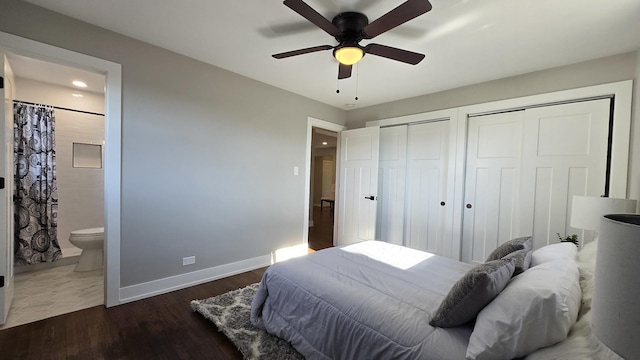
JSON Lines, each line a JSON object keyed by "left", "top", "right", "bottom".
{"left": 365, "top": 44, "right": 425, "bottom": 65}
{"left": 338, "top": 64, "right": 352, "bottom": 79}
{"left": 363, "top": 0, "right": 432, "bottom": 39}
{"left": 273, "top": 45, "right": 333, "bottom": 59}
{"left": 283, "top": 0, "right": 340, "bottom": 37}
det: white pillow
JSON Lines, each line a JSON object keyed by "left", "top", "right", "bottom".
{"left": 466, "top": 259, "right": 582, "bottom": 360}
{"left": 530, "top": 242, "right": 578, "bottom": 267}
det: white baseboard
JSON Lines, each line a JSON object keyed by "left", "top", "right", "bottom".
{"left": 119, "top": 254, "right": 271, "bottom": 304}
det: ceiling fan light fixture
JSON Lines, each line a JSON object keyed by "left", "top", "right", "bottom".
{"left": 334, "top": 46, "right": 363, "bottom": 65}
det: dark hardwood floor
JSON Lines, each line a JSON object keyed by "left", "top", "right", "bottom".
{"left": 0, "top": 268, "right": 266, "bottom": 360}
{"left": 0, "top": 209, "right": 334, "bottom": 359}
{"left": 307, "top": 206, "right": 334, "bottom": 251}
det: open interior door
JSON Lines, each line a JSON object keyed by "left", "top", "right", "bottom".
{"left": 336, "top": 126, "right": 380, "bottom": 246}
{"left": 0, "top": 52, "right": 15, "bottom": 325}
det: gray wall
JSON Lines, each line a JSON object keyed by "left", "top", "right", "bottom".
{"left": 347, "top": 51, "right": 640, "bottom": 204}
{"left": 0, "top": 0, "right": 346, "bottom": 287}
{"left": 347, "top": 52, "right": 637, "bottom": 128}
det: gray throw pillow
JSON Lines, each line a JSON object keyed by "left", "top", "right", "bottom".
{"left": 502, "top": 249, "right": 532, "bottom": 276}
{"left": 485, "top": 236, "right": 533, "bottom": 262}
{"left": 430, "top": 258, "right": 516, "bottom": 328}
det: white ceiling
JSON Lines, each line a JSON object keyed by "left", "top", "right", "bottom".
{"left": 7, "top": 52, "right": 105, "bottom": 94}
{"left": 23, "top": 0, "right": 640, "bottom": 110}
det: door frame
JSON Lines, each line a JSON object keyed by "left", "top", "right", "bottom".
{"left": 0, "top": 31, "right": 122, "bottom": 307}
{"left": 304, "top": 117, "right": 345, "bottom": 246}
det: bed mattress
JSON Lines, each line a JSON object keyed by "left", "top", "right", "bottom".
{"left": 250, "top": 241, "right": 475, "bottom": 360}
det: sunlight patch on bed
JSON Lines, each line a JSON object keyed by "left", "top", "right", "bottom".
{"left": 272, "top": 243, "right": 309, "bottom": 263}
{"left": 341, "top": 241, "right": 435, "bottom": 270}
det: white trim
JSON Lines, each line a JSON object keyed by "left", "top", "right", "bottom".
{"left": 365, "top": 108, "right": 457, "bottom": 128}
{"left": 0, "top": 31, "right": 123, "bottom": 307}
{"left": 119, "top": 254, "right": 271, "bottom": 304}
{"left": 304, "top": 118, "right": 345, "bottom": 246}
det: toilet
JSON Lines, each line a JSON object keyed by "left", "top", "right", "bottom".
{"left": 68, "top": 227, "right": 104, "bottom": 272}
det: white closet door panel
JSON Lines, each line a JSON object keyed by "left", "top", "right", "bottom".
{"left": 467, "top": 167, "right": 518, "bottom": 262}
{"left": 463, "top": 112, "right": 524, "bottom": 263}
{"left": 406, "top": 167, "right": 443, "bottom": 252}
{"left": 520, "top": 99, "right": 609, "bottom": 248}
{"left": 530, "top": 167, "right": 555, "bottom": 245}
{"left": 497, "top": 168, "right": 517, "bottom": 246}
{"left": 377, "top": 126, "right": 407, "bottom": 246}
{"left": 405, "top": 121, "right": 449, "bottom": 255}
{"left": 338, "top": 127, "right": 380, "bottom": 246}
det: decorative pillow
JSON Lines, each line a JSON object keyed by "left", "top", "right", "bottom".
{"left": 502, "top": 249, "right": 532, "bottom": 276}
{"left": 485, "top": 236, "right": 533, "bottom": 262}
{"left": 530, "top": 242, "right": 578, "bottom": 267}
{"left": 466, "top": 259, "right": 582, "bottom": 360}
{"left": 430, "top": 258, "right": 516, "bottom": 328}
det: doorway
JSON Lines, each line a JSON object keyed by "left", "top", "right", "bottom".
{"left": 308, "top": 127, "right": 337, "bottom": 250}
{"left": 0, "top": 31, "right": 122, "bottom": 324}
{"left": 303, "top": 118, "right": 345, "bottom": 251}
{"left": 0, "top": 53, "right": 107, "bottom": 329}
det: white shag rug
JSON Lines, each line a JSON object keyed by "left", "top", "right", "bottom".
{"left": 191, "top": 284, "right": 304, "bottom": 360}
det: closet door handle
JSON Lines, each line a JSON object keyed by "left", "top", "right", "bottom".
{"left": 364, "top": 196, "right": 375, "bottom": 201}
{"left": 466, "top": 204, "right": 473, "bottom": 209}
{"left": 440, "top": 201, "right": 446, "bottom": 206}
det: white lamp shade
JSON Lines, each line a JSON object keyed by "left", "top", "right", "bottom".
{"left": 570, "top": 196, "right": 637, "bottom": 232}
{"left": 592, "top": 214, "right": 640, "bottom": 359}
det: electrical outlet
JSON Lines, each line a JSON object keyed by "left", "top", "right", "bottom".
{"left": 182, "top": 256, "right": 195, "bottom": 266}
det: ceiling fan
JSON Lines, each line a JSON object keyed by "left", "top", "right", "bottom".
{"left": 272, "top": 0, "right": 433, "bottom": 80}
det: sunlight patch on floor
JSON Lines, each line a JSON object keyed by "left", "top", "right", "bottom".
{"left": 273, "top": 243, "right": 311, "bottom": 263}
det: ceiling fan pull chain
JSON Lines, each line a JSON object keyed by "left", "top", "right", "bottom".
{"left": 336, "top": 78, "right": 340, "bottom": 94}
{"left": 355, "top": 63, "right": 359, "bottom": 101}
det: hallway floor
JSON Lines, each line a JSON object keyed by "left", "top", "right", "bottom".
{"left": 308, "top": 206, "right": 334, "bottom": 251}
{"left": 0, "top": 264, "right": 103, "bottom": 330}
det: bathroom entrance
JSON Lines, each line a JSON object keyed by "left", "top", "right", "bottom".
{"left": 0, "top": 39, "right": 116, "bottom": 328}
{"left": 2, "top": 51, "right": 105, "bottom": 328}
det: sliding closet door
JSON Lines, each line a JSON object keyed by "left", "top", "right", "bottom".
{"left": 462, "top": 111, "right": 524, "bottom": 263}
{"left": 404, "top": 121, "right": 450, "bottom": 255}
{"left": 518, "top": 99, "right": 610, "bottom": 248}
{"left": 462, "top": 99, "right": 611, "bottom": 262}
{"left": 376, "top": 126, "right": 407, "bottom": 246}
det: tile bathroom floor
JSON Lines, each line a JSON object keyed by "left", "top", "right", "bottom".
{"left": 0, "top": 264, "right": 103, "bottom": 330}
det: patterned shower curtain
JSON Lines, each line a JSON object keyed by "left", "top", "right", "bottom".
{"left": 13, "top": 103, "right": 61, "bottom": 265}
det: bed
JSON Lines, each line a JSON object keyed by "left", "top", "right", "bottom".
{"left": 250, "top": 239, "right": 611, "bottom": 360}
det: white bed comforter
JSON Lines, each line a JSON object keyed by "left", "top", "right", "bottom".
{"left": 250, "top": 241, "right": 474, "bottom": 360}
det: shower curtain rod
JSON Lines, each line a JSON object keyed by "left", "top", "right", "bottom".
{"left": 13, "top": 100, "right": 105, "bottom": 117}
